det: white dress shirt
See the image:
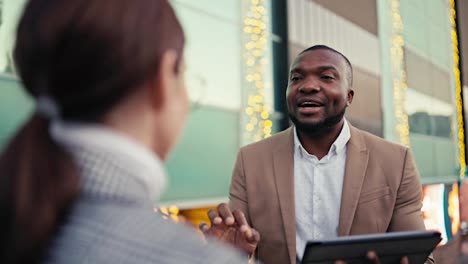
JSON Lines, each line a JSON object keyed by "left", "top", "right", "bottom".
{"left": 294, "top": 120, "right": 351, "bottom": 260}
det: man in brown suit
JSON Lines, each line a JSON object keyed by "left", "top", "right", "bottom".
{"left": 202, "top": 45, "right": 432, "bottom": 264}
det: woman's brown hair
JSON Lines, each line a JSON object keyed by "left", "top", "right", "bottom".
{"left": 0, "top": 0, "right": 184, "bottom": 263}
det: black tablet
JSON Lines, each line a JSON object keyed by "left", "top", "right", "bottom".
{"left": 302, "top": 230, "right": 441, "bottom": 264}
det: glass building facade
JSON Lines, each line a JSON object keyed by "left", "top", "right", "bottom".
{"left": 286, "top": 0, "right": 467, "bottom": 185}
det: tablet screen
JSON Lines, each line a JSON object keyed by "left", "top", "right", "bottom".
{"left": 302, "top": 231, "right": 441, "bottom": 264}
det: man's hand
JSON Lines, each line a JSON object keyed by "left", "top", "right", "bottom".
{"left": 334, "top": 251, "right": 409, "bottom": 264}
{"left": 199, "top": 203, "right": 260, "bottom": 255}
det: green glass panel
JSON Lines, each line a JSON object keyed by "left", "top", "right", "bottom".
{"left": 162, "top": 106, "right": 239, "bottom": 202}
{"left": 0, "top": 77, "right": 33, "bottom": 150}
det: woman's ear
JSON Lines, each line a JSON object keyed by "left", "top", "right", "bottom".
{"left": 149, "top": 49, "right": 179, "bottom": 110}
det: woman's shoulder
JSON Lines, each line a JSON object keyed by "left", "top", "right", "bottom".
{"left": 45, "top": 202, "right": 246, "bottom": 264}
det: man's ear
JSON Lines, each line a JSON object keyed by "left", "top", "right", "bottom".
{"left": 150, "top": 49, "right": 179, "bottom": 110}
{"left": 346, "top": 88, "right": 354, "bottom": 106}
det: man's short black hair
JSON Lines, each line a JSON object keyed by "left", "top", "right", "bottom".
{"left": 299, "top": 45, "right": 353, "bottom": 85}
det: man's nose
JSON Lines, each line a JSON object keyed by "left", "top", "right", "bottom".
{"left": 299, "top": 79, "right": 320, "bottom": 93}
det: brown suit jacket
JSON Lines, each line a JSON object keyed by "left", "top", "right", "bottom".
{"left": 229, "top": 125, "right": 431, "bottom": 264}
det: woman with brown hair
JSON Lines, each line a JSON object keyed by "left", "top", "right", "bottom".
{"left": 0, "top": 0, "right": 246, "bottom": 263}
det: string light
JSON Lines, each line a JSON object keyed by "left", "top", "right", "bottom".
{"left": 449, "top": 0, "right": 466, "bottom": 179}
{"left": 390, "top": 0, "right": 410, "bottom": 147}
{"left": 242, "top": 0, "right": 272, "bottom": 143}
{"left": 448, "top": 182, "right": 460, "bottom": 236}
{"left": 157, "top": 206, "right": 182, "bottom": 222}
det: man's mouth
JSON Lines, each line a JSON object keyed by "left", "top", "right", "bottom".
{"left": 298, "top": 100, "right": 324, "bottom": 108}
{"left": 296, "top": 99, "right": 325, "bottom": 115}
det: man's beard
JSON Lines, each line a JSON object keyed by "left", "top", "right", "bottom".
{"left": 289, "top": 108, "right": 346, "bottom": 137}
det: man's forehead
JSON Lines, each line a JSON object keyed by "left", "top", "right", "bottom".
{"left": 290, "top": 49, "right": 345, "bottom": 71}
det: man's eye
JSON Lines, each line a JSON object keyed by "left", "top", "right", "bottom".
{"left": 321, "top": 75, "right": 334, "bottom": 80}
{"left": 291, "top": 76, "right": 302, "bottom": 81}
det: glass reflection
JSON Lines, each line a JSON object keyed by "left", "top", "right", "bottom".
{"left": 406, "top": 88, "right": 454, "bottom": 139}
{"left": 0, "top": 0, "right": 27, "bottom": 75}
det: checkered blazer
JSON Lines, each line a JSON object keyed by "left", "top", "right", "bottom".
{"left": 44, "top": 143, "right": 246, "bottom": 264}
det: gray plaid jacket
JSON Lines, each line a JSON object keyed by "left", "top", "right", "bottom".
{"left": 44, "top": 143, "right": 246, "bottom": 264}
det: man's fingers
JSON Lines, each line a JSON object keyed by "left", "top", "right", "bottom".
{"left": 239, "top": 224, "right": 252, "bottom": 238}
{"left": 366, "top": 251, "right": 380, "bottom": 263}
{"left": 232, "top": 209, "right": 260, "bottom": 244}
{"left": 218, "top": 203, "right": 235, "bottom": 226}
{"left": 199, "top": 222, "right": 209, "bottom": 233}
{"left": 239, "top": 224, "right": 260, "bottom": 244}
{"left": 232, "top": 209, "right": 249, "bottom": 227}
{"left": 207, "top": 209, "right": 222, "bottom": 225}
{"left": 248, "top": 228, "right": 261, "bottom": 243}
{"left": 400, "top": 256, "right": 409, "bottom": 264}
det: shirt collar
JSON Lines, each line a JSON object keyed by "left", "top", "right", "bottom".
{"left": 294, "top": 119, "right": 351, "bottom": 158}
{"left": 50, "top": 120, "right": 167, "bottom": 203}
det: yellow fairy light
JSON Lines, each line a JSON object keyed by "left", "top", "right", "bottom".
{"left": 169, "top": 206, "right": 179, "bottom": 215}
{"left": 242, "top": 0, "right": 272, "bottom": 143}
{"left": 245, "top": 42, "right": 255, "bottom": 49}
{"left": 157, "top": 206, "right": 182, "bottom": 222}
{"left": 390, "top": 0, "right": 410, "bottom": 147}
{"left": 250, "top": 117, "right": 258, "bottom": 125}
{"left": 449, "top": 0, "right": 466, "bottom": 178}
{"left": 159, "top": 207, "right": 169, "bottom": 215}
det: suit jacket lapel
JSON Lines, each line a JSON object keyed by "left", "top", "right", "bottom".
{"left": 273, "top": 127, "right": 296, "bottom": 264}
{"left": 338, "top": 125, "right": 369, "bottom": 236}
